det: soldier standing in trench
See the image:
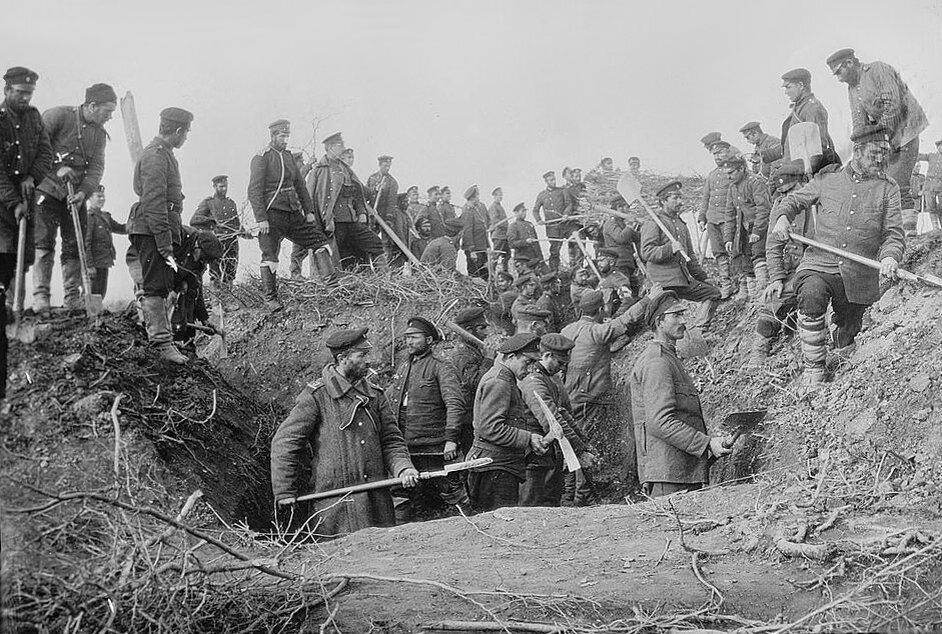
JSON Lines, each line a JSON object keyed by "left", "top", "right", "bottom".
{"left": 450, "top": 307, "right": 494, "bottom": 455}
{"left": 190, "top": 175, "right": 245, "bottom": 295}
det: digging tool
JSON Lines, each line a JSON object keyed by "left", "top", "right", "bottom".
{"left": 789, "top": 233, "right": 942, "bottom": 289}
{"left": 364, "top": 199, "right": 425, "bottom": 271}
{"left": 66, "top": 183, "right": 103, "bottom": 318}
{"left": 9, "top": 213, "right": 37, "bottom": 343}
{"left": 215, "top": 300, "right": 228, "bottom": 358}
{"left": 570, "top": 230, "right": 603, "bottom": 282}
{"left": 533, "top": 393, "right": 581, "bottom": 472}
{"left": 787, "top": 121, "right": 822, "bottom": 233}
{"left": 445, "top": 320, "right": 486, "bottom": 349}
{"left": 616, "top": 172, "right": 691, "bottom": 263}
{"left": 280, "top": 457, "right": 493, "bottom": 504}
{"left": 720, "top": 409, "right": 768, "bottom": 448}
{"left": 120, "top": 91, "right": 144, "bottom": 164}
{"left": 187, "top": 322, "right": 228, "bottom": 357}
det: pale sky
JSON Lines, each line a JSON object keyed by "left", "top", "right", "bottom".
{"left": 9, "top": 0, "right": 942, "bottom": 303}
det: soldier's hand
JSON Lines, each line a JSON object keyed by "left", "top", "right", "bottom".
{"left": 724, "top": 241, "right": 734, "bottom": 253}
{"left": 277, "top": 496, "right": 297, "bottom": 506}
{"left": 670, "top": 240, "right": 683, "bottom": 253}
{"left": 258, "top": 221, "right": 270, "bottom": 235}
{"left": 56, "top": 166, "right": 77, "bottom": 183}
{"left": 19, "top": 176, "right": 35, "bottom": 200}
{"left": 305, "top": 213, "right": 316, "bottom": 224}
{"left": 165, "top": 255, "right": 179, "bottom": 272}
{"left": 529, "top": 433, "right": 548, "bottom": 455}
{"left": 762, "top": 280, "right": 783, "bottom": 303}
{"left": 709, "top": 436, "right": 734, "bottom": 457}
{"left": 13, "top": 201, "right": 28, "bottom": 222}
{"left": 880, "top": 257, "right": 899, "bottom": 279}
{"left": 399, "top": 467, "right": 420, "bottom": 488}
{"left": 697, "top": 219, "right": 707, "bottom": 232}
{"left": 356, "top": 213, "right": 368, "bottom": 224}
{"left": 772, "top": 215, "right": 791, "bottom": 240}
{"left": 443, "top": 441, "right": 459, "bottom": 461}
{"left": 647, "top": 282, "right": 664, "bottom": 299}
{"left": 67, "top": 189, "right": 86, "bottom": 206}
{"left": 579, "top": 451, "right": 598, "bottom": 469}
{"left": 748, "top": 233, "right": 760, "bottom": 244}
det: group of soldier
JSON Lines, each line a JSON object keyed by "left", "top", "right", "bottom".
{"left": 1, "top": 45, "right": 937, "bottom": 535}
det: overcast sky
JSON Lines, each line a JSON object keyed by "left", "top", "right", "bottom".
{"left": 9, "top": 0, "right": 942, "bottom": 302}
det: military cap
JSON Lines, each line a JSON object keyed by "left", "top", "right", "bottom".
{"left": 160, "top": 107, "right": 193, "bottom": 128}
{"left": 721, "top": 156, "right": 747, "bottom": 169}
{"left": 628, "top": 156, "right": 640, "bottom": 162}
{"left": 542, "top": 171, "right": 555, "bottom": 179}
{"left": 267, "top": 119, "right": 290, "bottom": 133}
{"left": 781, "top": 68, "right": 811, "bottom": 85}
{"left": 739, "top": 121, "right": 761, "bottom": 134}
{"left": 770, "top": 161, "right": 805, "bottom": 187}
{"left": 491, "top": 187, "right": 502, "bottom": 196}
{"left": 326, "top": 327, "right": 372, "bottom": 351}
{"left": 406, "top": 185, "right": 419, "bottom": 194}
{"left": 440, "top": 186, "right": 451, "bottom": 193}
{"left": 444, "top": 218, "right": 464, "bottom": 236}
{"left": 195, "top": 229, "right": 224, "bottom": 261}
{"left": 211, "top": 174, "right": 228, "bottom": 184}
{"left": 601, "top": 157, "right": 613, "bottom": 164}
{"left": 495, "top": 270, "right": 514, "bottom": 282}
{"left": 514, "top": 274, "right": 536, "bottom": 288}
{"left": 539, "top": 272, "right": 558, "bottom": 285}
{"left": 497, "top": 332, "right": 541, "bottom": 357}
{"left": 826, "top": 48, "right": 856, "bottom": 71}
{"left": 322, "top": 132, "right": 344, "bottom": 145}
{"left": 517, "top": 306, "right": 552, "bottom": 323}
{"left": 656, "top": 180, "right": 683, "bottom": 200}
{"left": 645, "top": 290, "right": 685, "bottom": 329}
{"left": 404, "top": 316, "right": 441, "bottom": 341}
{"left": 455, "top": 306, "right": 487, "bottom": 327}
{"left": 464, "top": 184, "right": 479, "bottom": 200}
{"left": 378, "top": 155, "right": 393, "bottom": 162}
{"left": 85, "top": 83, "right": 117, "bottom": 104}
{"left": 513, "top": 253, "right": 532, "bottom": 263}
{"left": 562, "top": 167, "right": 572, "bottom": 177}
{"left": 539, "top": 333, "right": 575, "bottom": 355}
{"left": 700, "top": 132, "right": 722, "bottom": 149}
{"left": 427, "top": 185, "right": 440, "bottom": 194}
{"left": 3, "top": 66, "right": 39, "bottom": 87}
{"left": 596, "top": 247, "right": 620, "bottom": 260}
{"left": 710, "top": 140, "right": 731, "bottom": 151}
{"left": 579, "top": 289, "right": 604, "bottom": 312}
{"left": 513, "top": 202, "right": 527, "bottom": 213}
{"left": 851, "top": 124, "right": 892, "bottom": 146}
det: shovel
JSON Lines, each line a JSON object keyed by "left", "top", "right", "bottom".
{"left": 66, "top": 183, "right": 103, "bottom": 318}
{"left": 8, "top": 214, "right": 37, "bottom": 343}
{"left": 787, "top": 122, "right": 822, "bottom": 177}
{"left": 616, "top": 172, "right": 691, "bottom": 263}
{"left": 720, "top": 409, "right": 768, "bottom": 449}
{"left": 186, "top": 322, "right": 228, "bottom": 357}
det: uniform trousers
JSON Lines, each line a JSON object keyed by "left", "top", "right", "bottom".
{"left": 468, "top": 470, "right": 520, "bottom": 511}
{"left": 259, "top": 209, "right": 328, "bottom": 268}
{"left": 794, "top": 269, "right": 868, "bottom": 348}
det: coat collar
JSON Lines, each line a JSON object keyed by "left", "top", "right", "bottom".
{"left": 321, "top": 364, "right": 377, "bottom": 399}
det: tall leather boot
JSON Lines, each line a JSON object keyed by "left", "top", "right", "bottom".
{"left": 260, "top": 266, "right": 283, "bottom": 313}
{"left": 749, "top": 335, "right": 772, "bottom": 365}
{"left": 141, "top": 296, "right": 187, "bottom": 364}
{"left": 61, "top": 258, "right": 84, "bottom": 312}
{"left": 31, "top": 248, "right": 55, "bottom": 313}
{"left": 693, "top": 299, "right": 718, "bottom": 328}
{"left": 745, "top": 276, "right": 757, "bottom": 302}
{"left": 798, "top": 312, "right": 827, "bottom": 386}
{"left": 313, "top": 247, "right": 338, "bottom": 285}
{"left": 900, "top": 208, "right": 918, "bottom": 238}
{"left": 754, "top": 260, "right": 770, "bottom": 298}
{"left": 716, "top": 254, "right": 734, "bottom": 299}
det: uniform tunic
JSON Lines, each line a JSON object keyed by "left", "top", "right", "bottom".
{"left": 420, "top": 236, "right": 458, "bottom": 271}
{"left": 128, "top": 137, "right": 184, "bottom": 257}
{"left": 248, "top": 145, "right": 313, "bottom": 223}
{"left": 466, "top": 361, "right": 532, "bottom": 480}
{"left": 847, "top": 62, "right": 927, "bottom": 151}
{"left": 451, "top": 341, "right": 493, "bottom": 451}
{"left": 459, "top": 201, "right": 490, "bottom": 254}
{"left": 640, "top": 209, "right": 709, "bottom": 288}
{"left": 84, "top": 208, "right": 125, "bottom": 268}
{"left": 697, "top": 167, "right": 732, "bottom": 226}
{"left": 722, "top": 173, "right": 771, "bottom": 259}
{"left": 38, "top": 105, "right": 107, "bottom": 200}
{"left": 388, "top": 350, "right": 465, "bottom": 451}
{"left": 507, "top": 219, "right": 543, "bottom": 264}
{"left": 753, "top": 132, "right": 784, "bottom": 179}
{"left": 601, "top": 217, "right": 640, "bottom": 271}
{"left": 781, "top": 92, "right": 835, "bottom": 167}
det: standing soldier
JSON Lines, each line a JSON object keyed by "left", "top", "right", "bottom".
{"left": 459, "top": 184, "right": 490, "bottom": 279}
{"left": 771, "top": 125, "right": 905, "bottom": 386}
{"left": 564, "top": 168, "right": 587, "bottom": 269}
{"left": 533, "top": 171, "right": 573, "bottom": 271}
{"left": 311, "top": 132, "right": 384, "bottom": 269}
{"left": 191, "top": 175, "right": 244, "bottom": 293}
{"left": 465, "top": 333, "right": 547, "bottom": 511}
{"left": 127, "top": 107, "right": 194, "bottom": 365}
{"left": 420, "top": 218, "right": 462, "bottom": 272}
{"left": 450, "top": 307, "right": 494, "bottom": 454}
{"left": 388, "top": 316, "right": 468, "bottom": 521}
{"left": 697, "top": 140, "right": 737, "bottom": 299}
{"left": 33, "top": 82, "right": 116, "bottom": 313}
{"left": 1, "top": 66, "right": 53, "bottom": 398}
{"left": 721, "top": 155, "right": 772, "bottom": 300}
{"left": 630, "top": 292, "right": 732, "bottom": 498}
{"left": 601, "top": 197, "right": 642, "bottom": 297}
{"left": 248, "top": 120, "right": 333, "bottom": 312}
{"left": 491, "top": 271, "right": 518, "bottom": 335}
{"left": 366, "top": 155, "right": 405, "bottom": 266}
{"left": 510, "top": 274, "right": 541, "bottom": 327}
{"left": 507, "top": 202, "right": 545, "bottom": 273}
{"left": 827, "top": 48, "right": 929, "bottom": 238}
{"left": 439, "top": 186, "right": 457, "bottom": 222}
{"left": 628, "top": 156, "right": 642, "bottom": 176}
{"left": 270, "top": 328, "right": 419, "bottom": 537}
{"left": 535, "top": 271, "right": 570, "bottom": 333}
{"left": 780, "top": 68, "right": 836, "bottom": 171}
{"left": 418, "top": 186, "right": 446, "bottom": 239}
{"left": 918, "top": 139, "right": 942, "bottom": 226}
{"left": 83, "top": 186, "right": 125, "bottom": 299}
{"left": 644, "top": 181, "right": 722, "bottom": 327}
{"left": 488, "top": 187, "right": 509, "bottom": 270}
{"left": 739, "top": 122, "right": 783, "bottom": 179}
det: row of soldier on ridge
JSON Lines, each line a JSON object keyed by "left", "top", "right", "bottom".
{"left": 0, "top": 47, "right": 937, "bottom": 533}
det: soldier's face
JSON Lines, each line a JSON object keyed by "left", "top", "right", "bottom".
{"left": 515, "top": 206, "right": 527, "bottom": 220}
{"left": 522, "top": 281, "right": 538, "bottom": 298}
{"left": 832, "top": 60, "right": 858, "bottom": 86}
{"left": 428, "top": 191, "right": 440, "bottom": 204}
{"left": 712, "top": 148, "right": 728, "bottom": 165}
{"left": 326, "top": 141, "right": 345, "bottom": 159}
{"left": 493, "top": 190, "right": 503, "bottom": 202}
{"left": 442, "top": 189, "right": 451, "bottom": 202}
{"left": 214, "top": 182, "right": 228, "bottom": 197}
{"left": 856, "top": 141, "right": 891, "bottom": 175}
{"left": 507, "top": 353, "right": 537, "bottom": 379}
{"left": 272, "top": 132, "right": 290, "bottom": 151}
{"left": 572, "top": 169, "right": 582, "bottom": 183}
{"left": 596, "top": 257, "right": 613, "bottom": 273}
{"left": 495, "top": 276, "right": 512, "bottom": 292}
{"left": 783, "top": 81, "right": 803, "bottom": 103}
{"left": 658, "top": 310, "right": 687, "bottom": 341}
{"left": 378, "top": 160, "right": 391, "bottom": 174}
{"left": 544, "top": 175, "right": 556, "bottom": 188}
{"left": 664, "top": 192, "right": 683, "bottom": 212}
{"left": 629, "top": 160, "right": 640, "bottom": 173}
{"left": 601, "top": 160, "right": 613, "bottom": 171}
{"left": 341, "top": 151, "right": 354, "bottom": 166}
{"left": 4, "top": 85, "right": 35, "bottom": 112}
{"left": 575, "top": 269, "right": 590, "bottom": 285}
{"left": 542, "top": 351, "right": 566, "bottom": 374}
{"left": 172, "top": 127, "right": 190, "bottom": 149}
{"left": 404, "top": 333, "right": 431, "bottom": 356}
{"left": 87, "top": 101, "right": 116, "bottom": 125}
{"left": 87, "top": 192, "right": 105, "bottom": 210}
{"left": 339, "top": 349, "right": 371, "bottom": 381}
{"left": 743, "top": 130, "right": 759, "bottom": 145}
{"left": 407, "top": 190, "right": 418, "bottom": 203}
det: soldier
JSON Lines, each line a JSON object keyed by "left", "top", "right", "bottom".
{"left": 507, "top": 202, "right": 544, "bottom": 273}
{"left": 420, "top": 217, "right": 462, "bottom": 272}
{"left": 700, "top": 132, "right": 722, "bottom": 150}
{"left": 340, "top": 147, "right": 354, "bottom": 166}
{"left": 586, "top": 157, "right": 620, "bottom": 195}
{"left": 366, "top": 155, "right": 405, "bottom": 266}
{"left": 465, "top": 333, "right": 547, "bottom": 511}
{"left": 270, "top": 327, "right": 419, "bottom": 537}
{"left": 439, "top": 185, "right": 457, "bottom": 222}
{"left": 771, "top": 124, "right": 905, "bottom": 386}
{"left": 564, "top": 168, "right": 587, "bottom": 268}
{"left": 83, "top": 186, "right": 125, "bottom": 298}
{"left": 568, "top": 267, "right": 595, "bottom": 318}
{"left": 721, "top": 155, "right": 772, "bottom": 300}
{"left": 492, "top": 271, "right": 517, "bottom": 335}
{"left": 459, "top": 184, "right": 490, "bottom": 279}
{"left": 532, "top": 171, "right": 574, "bottom": 271}
{"left": 311, "top": 132, "right": 384, "bottom": 269}
{"left": 388, "top": 316, "right": 468, "bottom": 521}
{"left": 643, "top": 181, "right": 722, "bottom": 327}
{"left": 534, "top": 271, "right": 569, "bottom": 333}
{"left": 918, "top": 139, "right": 942, "bottom": 224}
{"left": 418, "top": 186, "right": 446, "bottom": 238}
{"left": 33, "top": 82, "right": 116, "bottom": 313}
{"left": 739, "top": 122, "right": 783, "bottom": 179}
{"left": 412, "top": 216, "right": 431, "bottom": 259}
{"left": 404, "top": 185, "right": 424, "bottom": 255}
{"left": 595, "top": 247, "right": 634, "bottom": 316}
{"left": 249, "top": 120, "right": 333, "bottom": 312}
{"left": 511, "top": 274, "right": 541, "bottom": 327}
{"left": 127, "top": 107, "right": 194, "bottom": 365}
{"left": 827, "top": 48, "right": 929, "bottom": 238}
{"left": 1, "top": 66, "right": 53, "bottom": 398}
{"left": 601, "top": 199, "right": 642, "bottom": 297}
{"left": 697, "top": 139, "right": 737, "bottom": 298}
{"left": 780, "top": 68, "right": 836, "bottom": 171}
{"left": 516, "top": 305, "right": 551, "bottom": 336}
{"left": 191, "top": 175, "right": 245, "bottom": 291}
{"left": 519, "top": 334, "right": 597, "bottom": 507}
{"left": 450, "top": 307, "right": 494, "bottom": 454}
{"left": 628, "top": 156, "right": 642, "bottom": 176}
{"left": 488, "top": 187, "right": 508, "bottom": 269}
{"left": 169, "top": 227, "right": 223, "bottom": 346}
{"left": 629, "top": 291, "right": 732, "bottom": 498}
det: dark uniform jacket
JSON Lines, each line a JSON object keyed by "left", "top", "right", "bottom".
{"left": 460, "top": 200, "right": 489, "bottom": 253}
{"left": 169, "top": 226, "right": 210, "bottom": 341}
{"left": 451, "top": 341, "right": 494, "bottom": 450}
{"left": 38, "top": 105, "right": 107, "bottom": 200}
{"left": 848, "top": 61, "right": 927, "bottom": 150}
{"left": 466, "top": 360, "right": 532, "bottom": 480}
{"left": 0, "top": 99, "right": 53, "bottom": 252}
{"left": 753, "top": 133, "right": 784, "bottom": 179}
{"left": 248, "top": 144, "right": 313, "bottom": 224}
{"left": 630, "top": 340, "right": 711, "bottom": 485}
{"left": 535, "top": 291, "right": 570, "bottom": 333}
{"left": 311, "top": 156, "right": 368, "bottom": 233}
{"left": 781, "top": 92, "right": 835, "bottom": 168}
{"left": 366, "top": 171, "right": 399, "bottom": 220}
{"left": 191, "top": 195, "right": 241, "bottom": 237}
{"left": 698, "top": 167, "right": 732, "bottom": 225}
{"left": 774, "top": 163, "right": 905, "bottom": 304}
{"left": 488, "top": 201, "right": 507, "bottom": 241}
{"left": 519, "top": 363, "right": 588, "bottom": 468}
{"left": 85, "top": 208, "right": 126, "bottom": 268}
{"left": 389, "top": 350, "right": 466, "bottom": 451}
{"left": 127, "top": 137, "right": 184, "bottom": 257}
{"left": 533, "top": 187, "right": 573, "bottom": 223}
{"left": 921, "top": 151, "right": 942, "bottom": 193}
{"left": 507, "top": 219, "right": 543, "bottom": 263}
{"left": 439, "top": 201, "right": 457, "bottom": 222}
{"left": 416, "top": 202, "right": 446, "bottom": 239}
{"left": 270, "top": 364, "right": 414, "bottom": 537}
{"left": 420, "top": 236, "right": 458, "bottom": 271}
{"left": 722, "top": 173, "right": 772, "bottom": 250}
{"left": 640, "top": 210, "right": 708, "bottom": 287}
{"left": 601, "top": 216, "right": 640, "bottom": 270}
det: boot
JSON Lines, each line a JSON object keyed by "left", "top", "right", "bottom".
{"left": 141, "top": 296, "right": 187, "bottom": 365}
{"left": 32, "top": 248, "right": 55, "bottom": 313}
{"left": 900, "top": 208, "right": 918, "bottom": 238}
{"left": 716, "top": 254, "right": 734, "bottom": 300}
{"left": 693, "top": 299, "right": 718, "bottom": 328}
{"left": 798, "top": 312, "right": 827, "bottom": 387}
{"left": 754, "top": 260, "right": 770, "bottom": 299}
{"left": 745, "top": 276, "right": 757, "bottom": 302}
{"left": 749, "top": 335, "right": 772, "bottom": 365}
{"left": 313, "top": 247, "right": 338, "bottom": 285}
{"left": 260, "top": 266, "right": 283, "bottom": 313}
{"left": 61, "top": 259, "right": 84, "bottom": 313}
{"left": 736, "top": 277, "right": 749, "bottom": 301}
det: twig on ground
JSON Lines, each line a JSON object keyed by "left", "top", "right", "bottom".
{"left": 424, "top": 621, "right": 560, "bottom": 632}
{"left": 110, "top": 393, "right": 124, "bottom": 479}
{"left": 654, "top": 538, "right": 671, "bottom": 566}
{"left": 456, "top": 505, "right": 539, "bottom": 550}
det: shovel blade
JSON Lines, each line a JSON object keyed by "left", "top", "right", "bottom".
{"left": 787, "top": 122, "right": 822, "bottom": 173}
{"left": 616, "top": 171, "right": 643, "bottom": 204}
{"left": 723, "top": 409, "right": 768, "bottom": 433}
{"left": 87, "top": 294, "right": 104, "bottom": 318}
